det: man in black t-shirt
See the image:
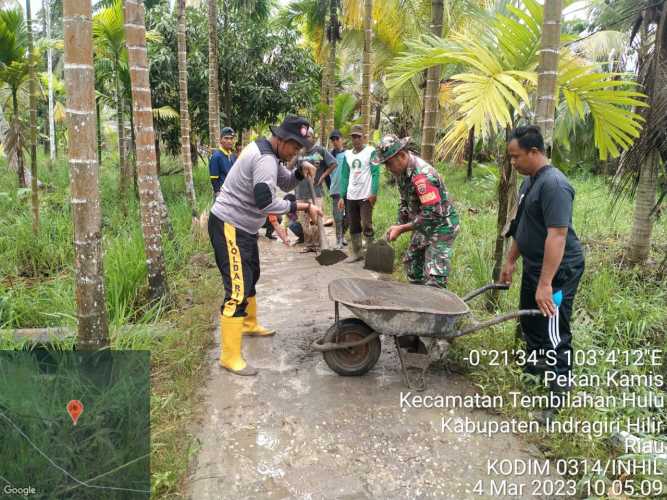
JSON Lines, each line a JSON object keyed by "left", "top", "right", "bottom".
{"left": 500, "top": 126, "right": 585, "bottom": 405}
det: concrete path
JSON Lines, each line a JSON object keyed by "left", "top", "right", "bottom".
{"left": 186, "top": 234, "right": 561, "bottom": 499}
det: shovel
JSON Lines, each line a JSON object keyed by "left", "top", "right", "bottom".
{"left": 364, "top": 237, "right": 395, "bottom": 274}
{"left": 305, "top": 177, "right": 347, "bottom": 266}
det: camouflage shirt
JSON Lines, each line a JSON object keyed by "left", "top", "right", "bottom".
{"left": 397, "top": 154, "right": 459, "bottom": 235}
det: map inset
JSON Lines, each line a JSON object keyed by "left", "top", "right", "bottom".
{"left": 0, "top": 350, "right": 150, "bottom": 499}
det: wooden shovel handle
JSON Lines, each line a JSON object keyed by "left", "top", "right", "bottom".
{"left": 306, "top": 176, "right": 330, "bottom": 251}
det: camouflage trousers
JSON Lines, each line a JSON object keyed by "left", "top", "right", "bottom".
{"left": 403, "top": 226, "right": 459, "bottom": 288}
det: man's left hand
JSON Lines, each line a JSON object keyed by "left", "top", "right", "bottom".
{"left": 535, "top": 282, "right": 556, "bottom": 317}
{"left": 367, "top": 195, "right": 377, "bottom": 206}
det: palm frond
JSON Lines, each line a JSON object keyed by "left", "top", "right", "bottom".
{"left": 152, "top": 105, "right": 180, "bottom": 122}
{"left": 333, "top": 92, "right": 357, "bottom": 128}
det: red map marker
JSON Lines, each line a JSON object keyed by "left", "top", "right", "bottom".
{"left": 67, "top": 400, "right": 84, "bottom": 426}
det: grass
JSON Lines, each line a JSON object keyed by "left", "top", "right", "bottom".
{"left": 372, "top": 162, "right": 667, "bottom": 492}
{"left": 0, "top": 151, "right": 216, "bottom": 497}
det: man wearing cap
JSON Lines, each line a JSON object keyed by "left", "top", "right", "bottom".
{"left": 295, "top": 128, "right": 337, "bottom": 252}
{"left": 209, "top": 127, "right": 237, "bottom": 198}
{"left": 378, "top": 135, "right": 460, "bottom": 288}
{"left": 329, "top": 129, "right": 347, "bottom": 249}
{"left": 337, "top": 125, "right": 379, "bottom": 262}
{"left": 208, "top": 116, "right": 323, "bottom": 376}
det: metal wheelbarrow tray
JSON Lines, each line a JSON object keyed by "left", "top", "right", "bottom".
{"left": 312, "top": 278, "right": 540, "bottom": 389}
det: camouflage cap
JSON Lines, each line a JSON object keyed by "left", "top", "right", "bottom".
{"left": 371, "top": 134, "right": 410, "bottom": 165}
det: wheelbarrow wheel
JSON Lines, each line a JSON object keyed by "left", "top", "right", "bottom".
{"left": 322, "top": 318, "right": 381, "bottom": 377}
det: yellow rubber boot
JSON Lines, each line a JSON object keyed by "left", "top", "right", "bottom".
{"left": 220, "top": 315, "right": 258, "bottom": 376}
{"left": 242, "top": 296, "right": 276, "bottom": 337}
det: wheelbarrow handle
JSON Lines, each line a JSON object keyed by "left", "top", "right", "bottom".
{"left": 451, "top": 309, "right": 542, "bottom": 339}
{"left": 462, "top": 283, "right": 510, "bottom": 303}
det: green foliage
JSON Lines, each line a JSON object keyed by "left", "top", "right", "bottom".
{"left": 387, "top": 0, "right": 646, "bottom": 162}
{"left": 146, "top": 2, "right": 321, "bottom": 153}
{"left": 0, "top": 7, "right": 30, "bottom": 99}
{"left": 333, "top": 92, "right": 358, "bottom": 132}
{"left": 0, "top": 149, "right": 219, "bottom": 496}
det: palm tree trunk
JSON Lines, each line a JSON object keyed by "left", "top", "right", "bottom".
{"left": 420, "top": 0, "right": 444, "bottom": 164}
{"left": 155, "top": 136, "right": 161, "bottom": 175}
{"left": 319, "top": 70, "right": 327, "bottom": 142}
{"left": 535, "top": 0, "right": 563, "bottom": 154}
{"left": 128, "top": 114, "right": 137, "bottom": 198}
{"left": 208, "top": 0, "right": 220, "bottom": 147}
{"left": 626, "top": 4, "right": 666, "bottom": 264}
{"left": 324, "top": 0, "right": 338, "bottom": 149}
{"left": 115, "top": 65, "right": 129, "bottom": 215}
{"left": 12, "top": 91, "right": 25, "bottom": 188}
{"left": 44, "top": 0, "right": 56, "bottom": 163}
{"left": 360, "top": 0, "right": 372, "bottom": 141}
{"left": 466, "top": 126, "right": 475, "bottom": 181}
{"left": 318, "top": 26, "right": 327, "bottom": 143}
{"left": 96, "top": 97, "right": 102, "bottom": 165}
{"left": 26, "top": 0, "right": 39, "bottom": 234}
{"left": 63, "top": 0, "right": 110, "bottom": 349}
{"left": 492, "top": 126, "right": 514, "bottom": 285}
{"left": 177, "top": 0, "right": 197, "bottom": 215}
{"left": 124, "top": 0, "right": 169, "bottom": 301}
{"left": 627, "top": 153, "right": 658, "bottom": 263}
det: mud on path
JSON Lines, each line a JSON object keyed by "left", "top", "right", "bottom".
{"left": 186, "top": 233, "right": 561, "bottom": 499}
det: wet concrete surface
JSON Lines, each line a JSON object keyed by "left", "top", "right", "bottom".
{"left": 186, "top": 234, "right": 563, "bottom": 499}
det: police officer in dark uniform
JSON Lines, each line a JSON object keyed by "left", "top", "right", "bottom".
{"left": 500, "top": 126, "right": 585, "bottom": 407}
{"left": 209, "top": 127, "right": 237, "bottom": 197}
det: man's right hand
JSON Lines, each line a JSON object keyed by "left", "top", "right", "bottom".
{"left": 308, "top": 204, "right": 323, "bottom": 221}
{"left": 499, "top": 260, "right": 516, "bottom": 285}
{"left": 301, "top": 161, "right": 316, "bottom": 179}
{"left": 337, "top": 198, "right": 345, "bottom": 211}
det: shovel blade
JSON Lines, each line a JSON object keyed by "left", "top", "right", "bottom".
{"left": 364, "top": 240, "right": 395, "bottom": 273}
{"left": 316, "top": 249, "right": 348, "bottom": 266}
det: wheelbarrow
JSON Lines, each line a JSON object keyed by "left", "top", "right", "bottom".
{"left": 312, "top": 278, "right": 541, "bottom": 390}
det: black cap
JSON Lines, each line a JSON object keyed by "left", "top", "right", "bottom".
{"left": 221, "top": 127, "right": 235, "bottom": 137}
{"left": 329, "top": 129, "right": 342, "bottom": 140}
{"left": 270, "top": 115, "right": 313, "bottom": 149}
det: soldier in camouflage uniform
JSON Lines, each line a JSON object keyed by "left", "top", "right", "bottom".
{"left": 373, "top": 135, "right": 460, "bottom": 288}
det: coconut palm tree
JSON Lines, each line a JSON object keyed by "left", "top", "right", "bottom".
{"left": 63, "top": 0, "right": 110, "bottom": 349}
{"left": 388, "top": 0, "right": 646, "bottom": 280}
{"left": 324, "top": 0, "right": 340, "bottom": 147}
{"left": 0, "top": 8, "right": 29, "bottom": 188}
{"left": 535, "top": 0, "right": 563, "bottom": 153}
{"left": 360, "top": 0, "right": 372, "bottom": 140}
{"left": 616, "top": 0, "right": 667, "bottom": 264}
{"left": 420, "top": 0, "right": 444, "bottom": 164}
{"left": 92, "top": 0, "right": 130, "bottom": 210}
{"left": 208, "top": 0, "right": 220, "bottom": 147}
{"left": 124, "top": 0, "right": 168, "bottom": 301}
{"left": 177, "top": 0, "right": 196, "bottom": 215}
{"left": 43, "top": 0, "right": 56, "bottom": 162}
{"left": 26, "top": 0, "right": 39, "bottom": 234}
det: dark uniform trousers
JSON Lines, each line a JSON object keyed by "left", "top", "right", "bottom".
{"left": 346, "top": 198, "right": 374, "bottom": 238}
{"left": 208, "top": 213, "right": 260, "bottom": 318}
{"left": 519, "top": 260, "right": 585, "bottom": 384}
